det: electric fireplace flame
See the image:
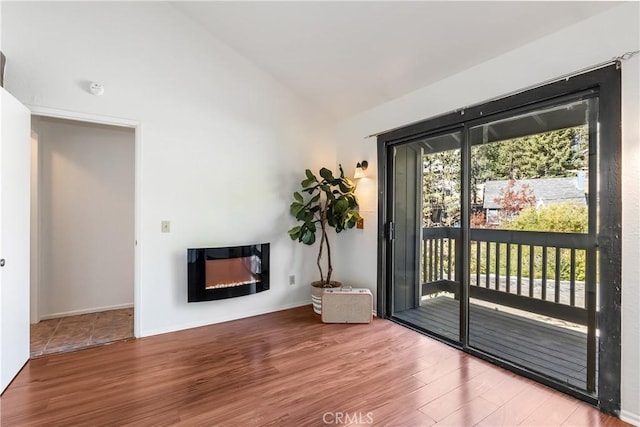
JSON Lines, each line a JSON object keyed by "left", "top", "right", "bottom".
{"left": 205, "top": 256, "right": 261, "bottom": 289}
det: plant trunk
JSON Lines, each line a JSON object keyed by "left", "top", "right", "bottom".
{"left": 324, "top": 228, "right": 333, "bottom": 284}
{"left": 317, "top": 221, "right": 325, "bottom": 282}
{"left": 317, "top": 199, "right": 332, "bottom": 285}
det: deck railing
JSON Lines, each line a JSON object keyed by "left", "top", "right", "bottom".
{"left": 421, "top": 227, "right": 596, "bottom": 326}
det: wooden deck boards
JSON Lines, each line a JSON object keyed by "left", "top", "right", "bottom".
{"left": 394, "top": 296, "right": 590, "bottom": 390}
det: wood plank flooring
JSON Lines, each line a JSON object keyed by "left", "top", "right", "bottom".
{"left": 394, "top": 297, "right": 589, "bottom": 389}
{"left": 0, "top": 306, "right": 627, "bottom": 426}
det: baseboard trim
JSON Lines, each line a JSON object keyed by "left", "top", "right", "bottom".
{"left": 38, "top": 303, "right": 134, "bottom": 321}
{"left": 620, "top": 409, "right": 640, "bottom": 426}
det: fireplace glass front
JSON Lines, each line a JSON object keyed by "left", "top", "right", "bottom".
{"left": 188, "top": 243, "right": 269, "bottom": 302}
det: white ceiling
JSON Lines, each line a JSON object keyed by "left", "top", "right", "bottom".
{"left": 172, "top": 1, "right": 622, "bottom": 120}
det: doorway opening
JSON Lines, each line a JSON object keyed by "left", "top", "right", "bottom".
{"left": 29, "top": 115, "right": 136, "bottom": 357}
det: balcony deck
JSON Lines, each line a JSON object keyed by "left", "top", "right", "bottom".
{"left": 394, "top": 296, "right": 591, "bottom": 390}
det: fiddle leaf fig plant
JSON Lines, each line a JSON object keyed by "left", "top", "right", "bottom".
{"left": 288, "top": 165, "right": 361, "bottom": 286}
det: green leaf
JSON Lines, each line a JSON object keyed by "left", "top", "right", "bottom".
{"left": 345, "top": 194, "right": 358, "bottom": 207}
{"left": 319, "top": 184, "right": 332, "bottom": 195}
{"left": 301, "top": 229, "right": 316, "bottom": 245}
{"left": 296, "top": 209, "right": 307, "bottom": 221}
{"left": 343, "top": 177, "right": 355, "bottom": 188}
{"left": 294, "top": 192, "right": 303, "bottom": 203}
{"left": 334, "top": 198, "right": 348, "bottom": 212}
{"left": 319, "top": 167, "right": 335, "bottom": 182}
{"left": 288, "top": 226, "right": 301, "bottom": 239}
{"left": 304, "top": 211, "right": 314, "bottom": 223}
{"left": 290, "top": 202, "right": 303, "bottom": 216}
{"left": 305, "top": 169, "right": 316, "bottom": 181}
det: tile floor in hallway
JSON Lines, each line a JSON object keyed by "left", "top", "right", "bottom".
{"left": 30, "top": 308, "right": 134, "bottom": 358}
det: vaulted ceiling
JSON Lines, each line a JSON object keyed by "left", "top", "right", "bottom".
{"left": 172, "top": 1, "right": 622, "bottom": 120}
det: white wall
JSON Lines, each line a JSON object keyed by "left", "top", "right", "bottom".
{"left": 1, "top": 2, "right": 335, "bottom": 336}
{"left": 335, "top": 3, "right": 639, "bottom": 422}
{"left": 32, "top": 116, "right": 135, "bottom": 319}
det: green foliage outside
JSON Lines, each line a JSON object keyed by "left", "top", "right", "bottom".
{"left": 469, "top": 202, "right": 588, "bottom": 281}
{"left": 423, "top": 126, "right": 588, "bottom": 226}
{"left": 469, "top": 242, "right": 586, "bottom": 283}
{"left": 508, "top": 202, "right": 588, "bottom": 233}
{"left": 421, "top": 126, "right": 590, "bottom": 284}
{"left": 471, "top": 127, "right": 587, "bottom": 183}
{"left": 428, "top": 203, "right": 588, "bottom": 284}
{"left": 422, "top": 150, "right": 461, "bottom": 227}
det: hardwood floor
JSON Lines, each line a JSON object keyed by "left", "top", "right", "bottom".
{"left": 0, "top": 306, "right": 628, "bottom": 426}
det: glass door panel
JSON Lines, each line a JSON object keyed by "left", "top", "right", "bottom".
{"left": 390, "top": 131, "right": 462, "bottom": 343}
{"left": 467, "top": 97, "right": 598, "bottom": 392}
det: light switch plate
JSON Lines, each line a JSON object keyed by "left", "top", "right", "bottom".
{"left": 161, "top": 221, "right": 170, "bottom": 233}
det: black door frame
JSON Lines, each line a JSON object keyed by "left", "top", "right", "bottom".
{"left": 376, "top": 65, "right": 621, "bottom": 415}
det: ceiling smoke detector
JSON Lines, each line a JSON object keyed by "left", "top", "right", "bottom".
{"left": 89, "top": 82, "right": 105, "bottom": 96}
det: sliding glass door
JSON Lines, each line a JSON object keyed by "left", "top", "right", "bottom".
{"left": 378, "top": 65, "right": 621, "bottom": 411}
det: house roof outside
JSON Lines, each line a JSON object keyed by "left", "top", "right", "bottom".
{"left": 483, "top": 177, "right": 587, "bottom": 210}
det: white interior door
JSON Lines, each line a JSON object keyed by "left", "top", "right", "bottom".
{"left": 0, "top": 88, "right": 31, "bottom": 394}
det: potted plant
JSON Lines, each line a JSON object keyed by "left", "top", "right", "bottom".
{"left": 288, "top": 165, "right": 361, "bottom": 314}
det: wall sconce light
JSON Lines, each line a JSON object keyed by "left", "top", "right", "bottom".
{"left": 354, "top": 160, "right": 368, "bottom": 179}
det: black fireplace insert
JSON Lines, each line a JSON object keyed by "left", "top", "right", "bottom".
{"left": 187, "top": 243, "right": 269, "bottom": 302}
